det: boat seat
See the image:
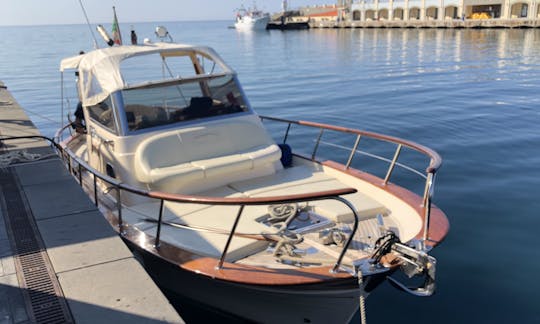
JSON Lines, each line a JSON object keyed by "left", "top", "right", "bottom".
{"left": 134, "top": 117, "right": 282, "bottom": 192}
{"left": 231, "top": 165, "right": 388, "bottom": 223}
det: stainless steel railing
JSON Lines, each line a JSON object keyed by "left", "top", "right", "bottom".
{"left": 4, "top": 132, "right": 360, "bottom": 273}
{"left": 259, "top": 115, "right": 442, "bottom": 247}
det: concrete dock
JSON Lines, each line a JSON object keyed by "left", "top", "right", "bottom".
{"left": 310, "top": 18, "right": 540, "bottom": 28}
{"left": 0, "top": 81, "right": 183, "bottom": 323}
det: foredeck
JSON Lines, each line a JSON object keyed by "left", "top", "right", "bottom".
{"left": 53, "top": 96, "right": 448, "bottom": 288}
{"left": 118, "top": 163, "right": 403, "bottom": 267}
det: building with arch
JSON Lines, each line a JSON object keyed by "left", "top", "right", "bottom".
{"left": 349, "top": 0, "right": 540, "bottom": 21}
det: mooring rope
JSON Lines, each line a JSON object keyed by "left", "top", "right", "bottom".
{"left": 0, "top": 135, "right": 58, "bottom": 168}
{"left": 0, "top": 150, "right": 48, "bottom": 168}
{"left": 358, "top": 269, "right": 367, "bottom": 324}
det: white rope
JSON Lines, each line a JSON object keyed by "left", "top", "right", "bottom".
{"left": 0, "top": 150, "right": 42, "bottom": 168}
{"left": 358, "top": 269, "right": 367, "bottom": 324}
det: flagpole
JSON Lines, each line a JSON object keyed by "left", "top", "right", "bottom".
{"left": 112, "top": 6, "right": 123, "bottom": 45}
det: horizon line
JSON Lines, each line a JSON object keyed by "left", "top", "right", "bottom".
{"left": 0, "top": 18, "right": 232, "bottom": 28}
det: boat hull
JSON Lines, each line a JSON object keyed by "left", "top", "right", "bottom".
{"left": 235, "top": 17, "right": 270, "bottom": 31}
{"left": 266, "top": 21, "right": 310, "bottom": 30}
{"left": 126, "top": 239, "right": 361, "bottom": 323}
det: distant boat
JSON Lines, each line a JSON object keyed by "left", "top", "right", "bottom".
{"left": 235, "top": 5, "right": 270, "bottom": 30}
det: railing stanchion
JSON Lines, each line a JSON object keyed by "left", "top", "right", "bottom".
{"left": 345, "top": 134, "right": 362, "bottom": 169}
{"left": 67, "top": 155, "right": 72, "bottom": 177}
{"left": 422, "top": 172, "right": 435, "bottom": 244}
{"left": 93, "top": 173, "right": 98, "bottom": 206}
{"left": 217, "top": 205, "right": 245, "bottom": 269}
{"left": 155, "top": 199, "right": 165, "bottom": 247}
{"left": 311, "top": 128, "right": 324, "bottom": 160}
{"left": 422, "top": 172, "right": 433, "bottom": 207}
{"left": 78, "top": 163, "right": 82, "bottom": 185}
{"left": 384, "top": 144, "right": 402, "bottom": 185}
{"left": 330, "top": 196, "right": 359, "bottom": 273}
{"left": 283, "top": 123, "right": 292, "bottom": 144}
{"left": 423, "top": 194, "right": 432, "bottom": 244}
{"left": 117, "top": 186, "right": 123, "bottom": 228}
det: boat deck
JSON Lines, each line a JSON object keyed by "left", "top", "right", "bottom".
{"left": 118, "top": 163, "right": 400, "bottom": 267}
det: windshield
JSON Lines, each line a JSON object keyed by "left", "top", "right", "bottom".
{"left": 122, "top": 74, "right": 248, "bottom": 131}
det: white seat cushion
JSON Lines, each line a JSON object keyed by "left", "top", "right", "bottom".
{"left": 192, "top": 154, "right": 253, "bottom": 178}
{"left": 133, "top": 116, "right": 282, "bottom": 192}
{"left": 240, "top": 144, "right": 282, "bottom": 168}
{"left": 229, "top": 165, "right": 331, "bottom": 196}
{"left": 149, "top": 162, "right": 204, "bottom": 186}
{"left": 234, "top": 166, "right": 388, "bottom": 223}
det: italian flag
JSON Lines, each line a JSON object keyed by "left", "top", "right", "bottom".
{"left": 112, "top": 6, "right": 122, "bottom": 45}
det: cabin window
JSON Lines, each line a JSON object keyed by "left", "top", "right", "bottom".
{"left": 87, "top": 96, "right": 117, "bottom": 133}
{"left": 120, "top": 52, "right": 226, "bottom": 85}
{"left": 122, "top": 74, "right": 248, "bottom": 131}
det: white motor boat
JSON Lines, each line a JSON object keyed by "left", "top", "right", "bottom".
{"left": 55, "top": 41, "right": 449, "bottom": 323}
{"left": 235, "top": 6, "right": 270, "bottom": 30}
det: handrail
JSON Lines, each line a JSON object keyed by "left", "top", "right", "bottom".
{"left": 259, "top": 115, "right": 442, "bottom": 173}
{"left": 259, "top": 115, "right": 441, "bottom": 246}
{"left": 1, "top": 133, "right": 360, "bottom": 272}
{"left": 1, "top": 134, "right": 352, "bottom": 206}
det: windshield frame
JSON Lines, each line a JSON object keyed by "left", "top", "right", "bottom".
{"left": 116, "top": 73, "right": 253, "bottom": 135}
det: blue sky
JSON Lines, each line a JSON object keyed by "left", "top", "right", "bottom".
{"left": 1, "top": 0, "right": 325, "bottom": 26}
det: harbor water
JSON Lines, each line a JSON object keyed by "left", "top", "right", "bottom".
{"left": 1, "top": 22, "right": 539, "bottom": 323}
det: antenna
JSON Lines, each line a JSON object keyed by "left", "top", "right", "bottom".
{"left": 77, "top": 0, "right": 99, "bottom": 49}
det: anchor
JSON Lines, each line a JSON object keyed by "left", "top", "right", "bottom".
{"left": 387, "top": 242, "right": 437, "bottom": 297}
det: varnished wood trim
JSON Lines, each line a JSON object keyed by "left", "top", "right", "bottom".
{"left": 260, "top": 115, "right": 442, "bottom": 173}
{"left": 105, "top": 211, "right": 354, "bottom": 286}
{"left": 147, "top": 187, "right": 357, "bottom": 205}
{"left": 100, "top": 158, "right": 448, "bottom": 286}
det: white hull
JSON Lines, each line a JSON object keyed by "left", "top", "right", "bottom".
{"left": 235, "top": 16, "right": 270, "bottom": 30}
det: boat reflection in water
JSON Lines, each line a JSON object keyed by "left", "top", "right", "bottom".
{"left": 55, "top": 30, "right": 449, "bottom": 323}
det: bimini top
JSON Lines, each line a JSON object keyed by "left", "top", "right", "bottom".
{"left": 60, "top": 43, "right": 234, "bottom": 106}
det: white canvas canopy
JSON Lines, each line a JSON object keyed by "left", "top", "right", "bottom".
{"left": 60, "top": 43, "right": 232, "bottom": 106}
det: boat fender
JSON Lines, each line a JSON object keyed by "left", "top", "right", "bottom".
{"left": 278, "top": 143, "right": 292, "bottom": 167}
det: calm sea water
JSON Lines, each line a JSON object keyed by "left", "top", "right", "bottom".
{"left": 1, "top": 22, "right": 539, "bottom": 323}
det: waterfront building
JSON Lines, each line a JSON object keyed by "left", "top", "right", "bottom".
{"left": 349, "top": 0, "right": 539, "bottom": 22}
